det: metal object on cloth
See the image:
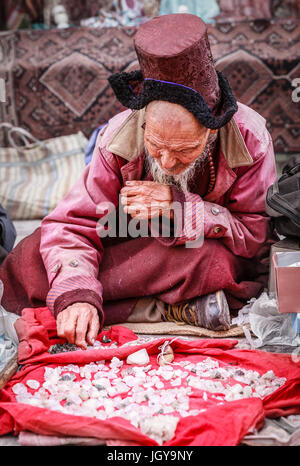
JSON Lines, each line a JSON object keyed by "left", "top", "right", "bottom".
{"left": 0, "top": 353, "right": 18, "bottom": 391}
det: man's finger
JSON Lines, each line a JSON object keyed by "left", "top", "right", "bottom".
{"left": 124, "top": 204, "right": 149, "bottom": 215}
{"left": 56, "top": 312, "right": 64, "bottom": 335}
{"left": 74, "top": 312, "right": 90, "bottom": 349}
{"left": 125, "top": 180, "right": 154, "bottom": 185}
{"left": 120, "top": 194, "right": 142, "bottom": 205}
{"left": 58, "top": 311, "right": 78, "bottom": 344}
{"left": 86, "top": 313, "right": 100, "bottom": 346}
{"left": 120, "top": 186, "right": 145, "bottom": 197}
{"left": 121, "top": 195, "right": 151, "bottom": 206}
{"left": 121, "top": 183, "right": 161, "bottom": 196}
{"left": 121, "top": 186, "right": 172, "bottom": 202}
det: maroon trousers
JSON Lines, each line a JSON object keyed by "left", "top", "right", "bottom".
{"left": 0, "top": 227, "right": 267, "bottom": 325}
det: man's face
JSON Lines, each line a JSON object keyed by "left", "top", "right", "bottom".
{"left": 144, "top": 101, "right": 213, "bottom": 176}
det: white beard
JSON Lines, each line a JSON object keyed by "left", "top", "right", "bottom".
{"left": 144, "top": 133, "right": 217, "bottom": 193}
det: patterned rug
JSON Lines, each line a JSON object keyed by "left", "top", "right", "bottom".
{"left": 0, "top": 26, "right": 138, "bottom": 145}
{"left": 0, "top": 19, "right": 299, "bottom": 155}
{"left": 210, "top": 19, "right": 300, "bottom": 155}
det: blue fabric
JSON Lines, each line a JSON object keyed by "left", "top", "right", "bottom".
{"left": 159, "top": 0, "right": 220, "bottom": 22}
{"left": 0, "top": 205, "right": 16, "bottom": 252}
{"left": 85, "top": 124, "right": 107, "bottom": 165}
{"left": 291, "top": 313, "right": 300, "bottom": 334}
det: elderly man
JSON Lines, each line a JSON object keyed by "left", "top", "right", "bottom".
{"left": 0, "top": 14, "right": 276, "bottom": 348}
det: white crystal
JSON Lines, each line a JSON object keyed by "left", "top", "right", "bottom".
{"left": 80, "top": 378, "right": 92, "bottom": 389}
{"left": 44, "top": 398, "right": 64, "bottom": 411}
{"left": 187, "top": 376, "right": 225, "bottom": 393}
{"left": 185, "top": 363, "right": 195, "bottom": 371}
{"left": 37, "top": 388, "right": 50, "bottom": 399}
{"left": 109, "top": 357, "right": 123, "bottom": 369}
{"left": 170, "top": 378, "right": 181, "bottom": 387}
{"left": 97, "top": 365, "right": 109, "bottom": 372}
{"left": 104, "top": 402, "right": 115, "bottom": 416}
{"left": 189, "top": 409, "right": 205, "bottom": 416}
{"left": 114, "top": 382, "right": 130, "bottom": 394}
{"left": 12, "top": 383, "right": 28, "bottom": 395}
{"left": 245, "top": 370, "right": 260, "bottom": 383}
{"left": 66, "top": 392, "right": 82, "bottom": 405}
{"left": 25, "top": 379, "right": 40, "bottom": 390}
{"left": 243, "top": 386, "right": 253, "bottom": 397}
{"left": 132, "top": 391, "right": 148, "bottom": 403}
{"left": 231, "top": 384, "right": 243, "bottom": 395}
{"left": 160, "top": 371, "right": 173, "bottom": 381}
{"left": 82, "top": 398, "right": 99, "bottom": 410}
{"left": 64, "top": 364, "right": 80, "bottom": 373}
{"left": 107, "top": 370, "right": 118, "bottom": 380}
{"left": 123, "top": 375, "right": 140, "bottom": 387}
{"left": 224, "top": 391, "right": 239, "bottom": 402}
{"left": 80, "top": 367, "right": 92, "bottom": 379}
{"left": 155, "top": 381, "right": 164, "bottom": 390}
{"left": 96, "top": 409, "right": 107, "bottom": 420}
{"left": 126, "top": 348, "right": 150, "bottom": 366}
{"left": 262, "top": 370, "right": 275, "bottom": 380}
{"left": 44, "top": 367, "right": 61, "bottom": 379}
{"left": 59, "top": 372, "right": 76, "bottom": 382}
{"left": 138, "top": 415, "right": 179, "bottom": 445}
{"left": 15, "top": 394, "right": 33, "bottom": 404}
{"left": 85, "top": 362, "right": 99, "bottom": 372}
{"left": 107, "top": 386, "right": 118, "bottom": 397}
{"left": 92, "top": 376, "right": 110, "bottom": 387}
{"left": 79, "top": 388, "right": 89, "bottom": 401}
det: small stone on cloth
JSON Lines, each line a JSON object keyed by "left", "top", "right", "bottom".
{"left": 26, "top": 380, "right": 40, "bottom": 390}
{"left": 138, "top": 415, "right": 179, "bottom": 445}
{"left": 158, "top": 344, "right": 174, "bottom": 366}
{"left": 126, "top": 348, "right": 150, "bottom": 365}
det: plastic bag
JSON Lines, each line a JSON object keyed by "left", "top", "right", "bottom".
{"left": 0, "top": 280, "right": 18, "bottom": 372}
{"left": 248, "top": 292, "right": 300, "bottom": 348}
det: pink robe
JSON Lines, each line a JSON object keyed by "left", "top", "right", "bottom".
{"left": 0, "top": 103, "right": 277, "bottom": 326}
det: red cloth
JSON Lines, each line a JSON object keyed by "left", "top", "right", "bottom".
{"left": 0, "top": 307, "right": 299, "bottom": 446}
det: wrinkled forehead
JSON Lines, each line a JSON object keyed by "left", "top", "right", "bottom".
{"left": 144, "top": 100, "right": 207, "bottom": 140}
{"left": 145, "top": 100, "right": 198, "bottom": 124}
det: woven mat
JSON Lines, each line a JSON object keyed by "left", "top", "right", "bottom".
{"left": 109, "top": 321, "right": 249, "bottom": 338}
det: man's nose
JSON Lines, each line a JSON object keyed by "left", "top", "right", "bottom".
{"left": 160, "top": 150, "right": 177, "bottom": 170}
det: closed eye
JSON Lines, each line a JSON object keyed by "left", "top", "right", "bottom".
{"left": 176, "top": 149, "right": 190, "bottom": 155}
{"left": 147, "top": 140, "right": 160, "bottom": 150}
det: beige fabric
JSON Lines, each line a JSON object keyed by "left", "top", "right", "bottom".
{"left": 105, "top": 107, "right": 253, "bottom": 168}
{"left": 123, "top": 297, "right": 249, "bottom": 337}
{"left": 106, "top": 109, "right": 146, "bottom": 161}
{"left": 219, "top": 118, "right": 253, "bottom": 168}
{"left": 0, "top": 125, "right": 87, "bottom": 219}
{"left": 126, "top": 297, "right": 163, "bottom": 323}
{"left": 110, "top": 320, "right": 249, "bottom": 338}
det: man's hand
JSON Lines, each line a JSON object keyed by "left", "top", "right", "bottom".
{"left": 120, "top": 180, "right": 173, "bottom": 220}
{"left": 56, "top": 302, "right": 100, "bottom": 349}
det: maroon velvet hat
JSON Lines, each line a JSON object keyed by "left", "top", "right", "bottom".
{"left": 109, "top": 14, "right": 238, "bottom": 129}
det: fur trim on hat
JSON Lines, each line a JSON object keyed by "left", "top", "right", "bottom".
{"left": 108, "top": 70, "right": 238, "bottom": 129}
